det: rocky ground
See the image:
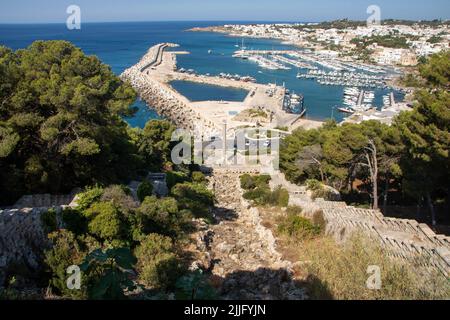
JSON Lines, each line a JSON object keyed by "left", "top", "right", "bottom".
{"left": 190, "top": 172, "right": 307, "bottom": 300}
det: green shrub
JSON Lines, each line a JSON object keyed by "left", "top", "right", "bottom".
{"left": 85, "top": 202, "right": 126, "bottom": 242}
{"left": 101, "top": 185, "right": 138, "bottom": 212}
{"left": 41, "top": 209, "right": 58, "bottom": 233}
{"left": 306, "top": 179, "right": 322, "bottom": 191}
{"left": 270, "top": 186, "right": 290, "bottom": 207}
{"left": 243, "top": 185, "right": 271, "bottom": 204}
{"left": 286, "top": 206, "right": 303, "bottom": 215}
{"left": 80, "top": 247, "right": 137, "bottom": 300}
{"left": 278, "top": 214, "right": 322, "bottom": 240}
{"left": 166, "top": 171, "right": 189, "bottom": 190}
{"left": 240, "top": 174, "right": 272, "bottom": 190}
{"left": 171, "top": 182, "right": 214, "bottom": 219}
{"left": 135, "top": 234, "right": 183, "bottom": 290}
{"left": 175, "top": 270, "right": 218, "bottom": 300}
{"left": 44, "top": 230, "right": 88, "bottom": 299}
{"left": 255, "top": 175, "right": 271, "bottom": 186}
{"left": 137, "top": 181, "right": 153, "bottom": 202}
{"left": 137, "top": 196, "right": 192, "bottom": 237}
{"left": 244, "top": 184, "right": 289, "bottom": 207}
{"left": 191, "top": 171, "right": 207, "bottom": 184}
{"left": 77, "top": 185, "right": 104, "bottom": 210}
{"left": 61, "top": 208, "right": 87, "bottom": 235}
{"left": 240, "top": 174, "right": 256, "bottom": 190}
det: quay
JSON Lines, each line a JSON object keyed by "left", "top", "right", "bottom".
{"left": 121, "top": 43, "right": 322, "bottom": 135}
{"left": 234, "top": 49, "right": 297, "bottom": 55}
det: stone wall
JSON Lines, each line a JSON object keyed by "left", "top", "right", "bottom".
{"left": 0, "top": 208, "right": 52, "bottom": 286}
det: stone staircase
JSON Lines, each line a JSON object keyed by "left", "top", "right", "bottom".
{"left": 293, "top": 197, "right": 450, "bottom": 277}
{"left": 191, "top": 171, "right": 306, "bottom": 300}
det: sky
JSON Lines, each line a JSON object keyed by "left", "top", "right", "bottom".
{"left": 0, "top": 0, "right": 449, "bottom": 23}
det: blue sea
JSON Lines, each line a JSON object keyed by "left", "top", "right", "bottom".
{"left": 0, "top": 21, "right": 403, "bottom": 127}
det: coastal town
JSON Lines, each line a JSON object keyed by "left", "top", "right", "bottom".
{"left": 189, "top": 20, "right": 449, "bottom": 124}
{"left": 191, "top": 20, "right": 449, "bottom": 67}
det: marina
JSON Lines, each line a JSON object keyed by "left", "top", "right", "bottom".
{"left": 121, "top": 43, "right": 321, "bottom": 137}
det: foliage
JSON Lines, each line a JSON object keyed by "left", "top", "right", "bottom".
{"left": 76, "top": 185, "right": 104, "bottom": 211}
{"left": 137, "top": 181, "right": 154, "bottom": 202}
{"left": 166, "top": 171, "right": 189, "bottom": 190}
{"left": 41, "top": 208, "right": 58, "bottom": 234}
{"left": 84, "top": 202, "right": 127, "bottom": 243}
{"left": 137, "top": 196, "right": 191, "bottom": 238}
{"left": 171, "top": 182, "right": 214, "bottom": 219}
{"left": 277, "top": 214, "right": 322, "bottom": 240}
{"left": 418, "top": 50, "right": 449, "bottom": 88}
{"left": 240, "top": 174, "right": 271, "bottom": 190}
{"left": 44, "top": 230, "right": 87, "bottom": 299}
{"left": 400, "top": 73, "right": 425, "bottom": 88}
{"left": 191, "top": 171, "right": 207, "bottom": 184}
{"left": 351, "top": 35, "right": 410, "bottom": 49}
{"left": 100, "top": 185, "right": 138, "bottom": 213}
{"left": 136, "top": 120, "right": 176, "bottom": 171}
{"left": 174, "top": 270, "right": 218, "bottom": 300}
{"left": 0, "top": 41, "right": 141, "bottom": 205}
{"left": 241, "top": 174, "right": 288, "bottom": 207}
{"left": 79, "top": 247, "right": 137, "bottom": 300}
{"left": 270, "top": 185, "right": 290, "bottom": 207}
{"left": 134, "top": 234, "right": 183, "bottom": 290}
{"left": 61, "top": 208, "right": 88, "bottom": 235}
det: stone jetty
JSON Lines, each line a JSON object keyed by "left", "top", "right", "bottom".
{"left": 121, "top": 43, "right": 311, "bottom": 134}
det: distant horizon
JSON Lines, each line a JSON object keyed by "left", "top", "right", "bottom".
{"left": 0, "top": 18, "right": 448, "bottom": 26}
{"left": 1, "top": 0, "right": 449, "bottom": 24}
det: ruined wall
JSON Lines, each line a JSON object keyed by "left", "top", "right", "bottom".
{"left": 0, "top": 208, "right": 51, "bottom": 286}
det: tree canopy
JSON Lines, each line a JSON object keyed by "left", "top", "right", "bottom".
{"left": 0, "top": 41, "right": 141, "bottom": 204}
{"left": 280, "top": 51, "right": 449, "bottom": 223}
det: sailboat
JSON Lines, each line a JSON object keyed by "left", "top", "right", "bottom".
{"left": 241, "top": 38, "right": 247, "bottom": 50}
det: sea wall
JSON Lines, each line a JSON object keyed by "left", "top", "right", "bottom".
{"left": 121, "top": 44, "right": 219, "bottom": 135}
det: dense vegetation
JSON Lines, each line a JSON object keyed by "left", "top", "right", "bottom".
{"left": 0, "top": 41, "right": 218, "bottom": 299}
{"left": 240, "top": 174, "right": 289, "bottom": 207}
{"left": 280, "top": 51, "right": 449, "bottom": 225}
{"left": 41, "top": 170, "right": 215, "bottom": 299}
{"left": 351, "top": 35, "right": 410, "bottom": 49}
{"left": 0, "top": 41, "right": 182, "bottom": 205}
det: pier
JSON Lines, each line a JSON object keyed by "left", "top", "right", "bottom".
{"left": 121, "top": 43, "right": 321, "bottom": 135}
{"left": 234, "top": 49, "right": 297, "bottom": 55}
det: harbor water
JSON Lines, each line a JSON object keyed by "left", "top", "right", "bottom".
{"left": 0, "top": 21, "right": 405, "bottom": 127}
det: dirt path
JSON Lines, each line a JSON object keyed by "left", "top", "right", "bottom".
{"left": 192, "top": 172, "right": 306, "bottom": 300}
